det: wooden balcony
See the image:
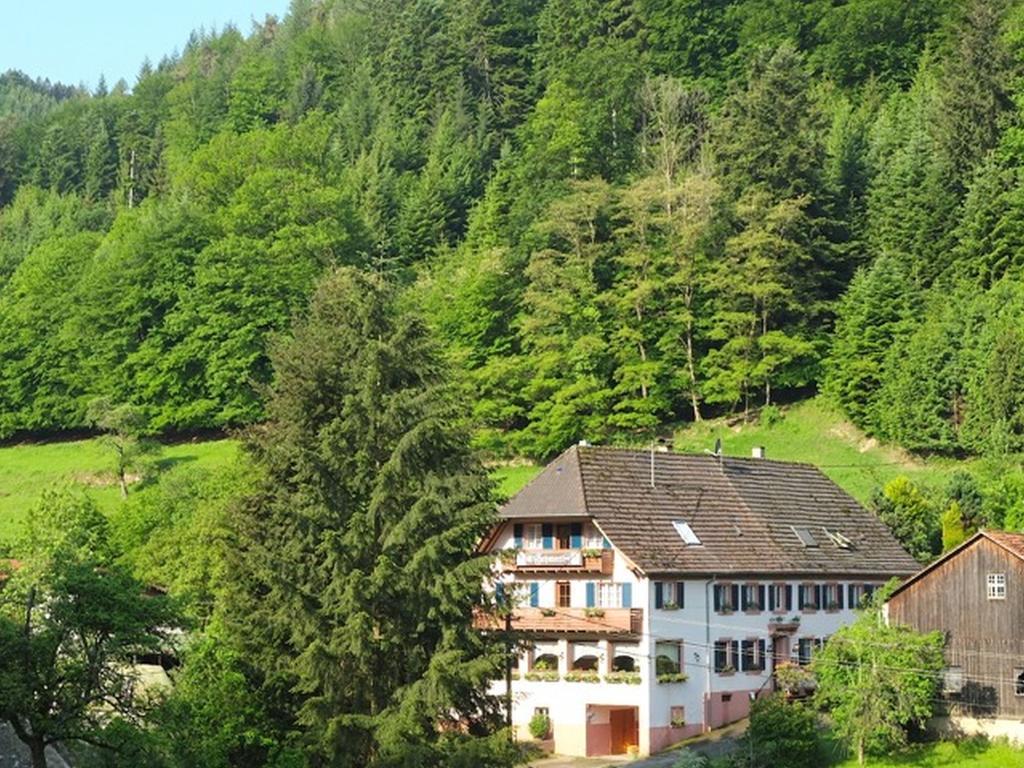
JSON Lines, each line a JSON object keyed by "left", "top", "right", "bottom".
{"left": 501, "top": 548, "right": 613, "bottom": 575}
{"left": 475, "top": 607, "right": 643, "bottom": 637}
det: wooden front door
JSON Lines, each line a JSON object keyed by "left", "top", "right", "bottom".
{"left": 772, "top": 635, "right": 790, "bottom": 671}
{"left": 609, "top": 708, "right": 638, "bottom": 754}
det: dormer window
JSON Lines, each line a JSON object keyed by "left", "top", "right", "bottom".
{"left": 672, "top": 521, "right": 701, "bottom": 545}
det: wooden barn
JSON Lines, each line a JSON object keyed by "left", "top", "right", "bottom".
{"left": 886, "top": 530, "right": 1024, "bottom": 741}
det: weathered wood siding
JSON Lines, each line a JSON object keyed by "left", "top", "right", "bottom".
{"left": 888, "top": 538, "right": 1024, "bottom": 718}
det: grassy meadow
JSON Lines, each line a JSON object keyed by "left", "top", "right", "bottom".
{"left": 832, "top": 739, "right": 1024, "bottom": 767}
{"left": 0, "top": 396, "right": 1007, "bottom": 540}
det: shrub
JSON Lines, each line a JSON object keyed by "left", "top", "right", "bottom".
{"left": 528, "top": 711, "right": 551, "bottom": 740}
{"left": 564, "top": 670, "right": 600, "bottom": 683}
{"left": 657, "top": 672, "right": 688, "bottom": 684}
{"left": 742, "top": 694, "right": 820, "bottom": 768}
{"left": 604, "top": 671, "right": 641, "bottom": 684}
{"left": 673, "top": 748, "right": 708, "bottom": 768}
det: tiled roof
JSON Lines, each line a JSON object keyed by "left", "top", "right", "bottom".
{"left": 502, "top": 445, "right": 919, "bottom": 577}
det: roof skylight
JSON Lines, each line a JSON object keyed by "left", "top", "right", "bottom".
{"left": 792, "top": 526, "right": 818, "bottom": 547}
{"left": 672, "top": 520, "right": 701, "bottom": 545}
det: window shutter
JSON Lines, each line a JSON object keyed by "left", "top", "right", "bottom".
{"left": 815, "top": 585, "right": 823, "bottom": 608}
{"left": 513, "top": 524, "right": 523, "bottom": 548}
{"left": 495, "top": 583, "right": 505, "bottom": 604}
{"left": 713, "top": 585, "right": 722, "bottom": 612}
{"left": 570, "top": 522, "right": 582, "bottom": 548}
{"left": 731, "top": 584, "right": 740, "bottom": 611}
{"left": 731, "top": 641, "right": 739, "bottom": 668}
{"left": 655, "top": 582, "right": 664, "bottom": 609}
{"left": 864, "top": 583, "right": 874, "bottom": 599}
{"left": 585, "top": 582, "right": 596, "bottom": 608}
{"left": 714, "top": 642, "right": 726, "bottom": 672}
{"left": 797, "top": 585, "right": 805, "bottom": 609}
{"left": 542, "top": 523, "right": 554, "bottom": 550}
{"left": 677, "top": 581, "right": 686, "bottom": 609}
{"left": 847, "top": 584, "right": 855, "bottom": 607}
{"left": 758, "top": 640, "right": 766, "bottom": 671}
{"left": 785, "top": 585, "right": 793, "bottom": 610}
{"left": 758, "top": 585, "right": 766, "bottom": 611}
{"left": 529, "top": 582, "right": 539, "bottom": 607}
{"left": 622, "top": 583, "right": 632, "bottom": 608}
{"left": 739, "top": 640, "right": 749, "bottom": 672}
{"left": 837, "top": 585, "right": 845, "bottom": 610}
{"left": 768, "top": 586, "right": 776, "bottom": 611}
{"left": 740, "top": 586, "right": 749, "bottom": 611}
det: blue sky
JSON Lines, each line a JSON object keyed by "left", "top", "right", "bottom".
{"left": 2, "top": 0, "right": 292, "bottom": 90}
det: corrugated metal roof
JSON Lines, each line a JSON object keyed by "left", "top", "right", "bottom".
{"left": 501, "top": 445, "right": 919, "bottom": 577}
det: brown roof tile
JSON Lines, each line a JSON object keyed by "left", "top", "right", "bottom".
{"left": 503, "top": 445, "right": 919, "bottom": 578}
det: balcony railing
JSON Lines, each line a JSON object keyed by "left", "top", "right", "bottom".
{"left": 475, "top": 606, "right": 643, "bottom": 636}
{"left": 502, "top": 548, "right": 613, "bottom": 575}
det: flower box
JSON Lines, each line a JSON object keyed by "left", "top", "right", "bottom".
{"left": 605, "top": 671, "right": 641, "bottom": 685}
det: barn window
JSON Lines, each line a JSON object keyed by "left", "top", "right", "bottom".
{"left": 987, "top": 573, "right": 1006, "bottom": 600}
{"left": 1016, "top": 669, "right": 1024, "bottom": 697}
{"left": 943, "top": 666, "right": 964, "bottom": 694}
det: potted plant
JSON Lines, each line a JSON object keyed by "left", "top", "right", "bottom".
{"left": 540, "top": 608, "right": 556, "bottom": 617}
{"left": 662, "top": 600, "right": 679, "bottom": 611}
{"left": 580, "top": 547, "right": 605, "bottom": 569}
{"left": 528, "top": 711, "right": 551, "bottom": 741}
{"left": 583, "top": 607, "right": 605, "bottom": 618}
{"left": 719, "top": 664, "right": 736, "bottom": 675}
{"left": 604, "top": 671, "right": 641, "bottom": 684}
{"left": 657, "top": 672, "right": 688, "bottom": 684}
{"left": 565, "top": 670, "right": 600, "bottom": 683}
{"left": 498, "top": 548, "right": 519, "bottom": 566}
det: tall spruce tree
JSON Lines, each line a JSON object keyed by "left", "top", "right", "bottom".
{"left": 223, "top": 267, "right": 513, "bottom": 768}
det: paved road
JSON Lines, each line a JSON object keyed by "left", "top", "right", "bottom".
{"left": 525, "top": 719, "right": 747, "bottom": 768}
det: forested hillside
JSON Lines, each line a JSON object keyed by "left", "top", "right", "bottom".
{"left": 0, "top": 0, "right": 1021, "bottom": 467}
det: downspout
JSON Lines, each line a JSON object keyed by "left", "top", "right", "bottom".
{"left": 704, "top": 574, "right": 715, "bottom": 733}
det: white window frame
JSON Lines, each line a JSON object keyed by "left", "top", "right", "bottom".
{"left": 987, "top": 573, "right": 1006, "bottom": 601}
{"left": 523, "top": 523, "right": 543, "bottom": 550}
{"left": 597, "top": 582, "right": 623, "bottom": 608}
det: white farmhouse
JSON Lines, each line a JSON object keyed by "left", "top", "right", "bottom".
{"left": 479, "top": 444, "right": 919, "bottom": 757}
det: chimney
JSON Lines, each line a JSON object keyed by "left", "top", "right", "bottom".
{"left": 751, "top": 446, "right": 765, "bottom": 459}
{"left": 578, "top": 439, "right": 590, "bottom": 447}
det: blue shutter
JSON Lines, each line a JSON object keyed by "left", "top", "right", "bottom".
{"left": 529, "top": 582, "right": 539, "bottom": 607}
{"left": 513, "top": 524, "right": 523, "bottom": 548}
{"left": 585, "top": 582, "right": 596, "bottom": 608}
{"left": 815, "top": 585, "right": 823, "bottom": 608}
{"left": 730, "top": 584, "right": 740, "bottom": 611}
{"left": 758, "top": 640, "right": 766, "bottom": 671}
{"left": 785, "top": 585, "right": 793, "bottom": 611}
{"left": 713, "top": 585, "right": 722, "bottom": 612}
{"left": 602, "top": 536, "right": 611, "bottom": 549}
{"left": 654, "top": 582, "right": 664, "bottom": 609}
{"left": 495, "top": 583, "right": 505, "bottom": 604}
{"left": 837, "top": 584, "right": 845, "bottom": 610}
{"left": 622, "top": 583, "right": 632, "bottom": 608}
{"left": 570, "top": 523, "right": 582, "bottom": 548}
{"left": 848, "top": 584, "right": 855, "bottom": 607}
{"left": 542, "top": 523, "right": 554, "bottom": 550}
{"left": 768, "top": 585, "right": 776, "bottom": 611}
{"left": 797, "top": 585, "right": 805, "bottom": 609}
{"left": 677, "top": 582, "right": 686, "bottom": 609}
{"left": 757, "top": 585, "right": 765, "bottom": 611}
{"left": 740, "top": 585, "right": 749, "bottom": 611}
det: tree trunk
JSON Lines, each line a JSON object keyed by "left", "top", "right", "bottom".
{"left": 118, "top": 469, "right": 128, "bottom": 499}
{"left": 29, "top": 737, "right": 47, "bottom": 768}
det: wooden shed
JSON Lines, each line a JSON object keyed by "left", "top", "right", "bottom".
{"left": 887, "top": 530, "right": 1024, "bottom": 734}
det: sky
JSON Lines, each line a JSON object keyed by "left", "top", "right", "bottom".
{"left": 1, "top": 0, "right": 293, "bottom": 90}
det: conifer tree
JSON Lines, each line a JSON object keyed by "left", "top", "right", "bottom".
{"left": 223, "top": 267, "right": 513, "bottom": 768}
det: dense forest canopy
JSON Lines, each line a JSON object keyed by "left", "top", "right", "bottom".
{"left": 0, "top": 0, "right": 1022, "bottom": 464}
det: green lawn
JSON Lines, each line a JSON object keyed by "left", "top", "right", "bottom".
{"left": 832, "top": 740, "right": 1024, "bottom": 767}
{"left": 0, "top": 437, "right": 239, "bottom": 538}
